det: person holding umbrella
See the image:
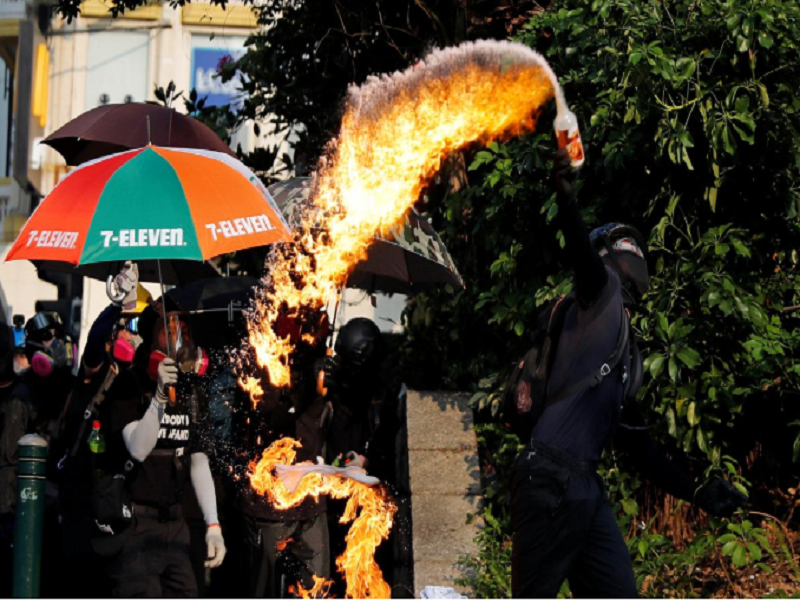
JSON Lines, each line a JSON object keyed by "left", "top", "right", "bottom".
{"left": 4, "top": 139, "right": 292, "bottom": 597}
{"left": 57, "top": 261, "right": 150, "bottom": 598}
{"left": 89, "top": 297, "right": 223, "bottom": 596}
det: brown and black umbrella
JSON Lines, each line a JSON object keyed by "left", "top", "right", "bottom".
{"left": 42, "top": 103, "right": 235, "bottom": 166}
{"left": 269, "top": 177, "right": 463, "bottom": 294}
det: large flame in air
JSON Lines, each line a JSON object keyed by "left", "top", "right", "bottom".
{"left": 243, "top": 40, "right": 558, "bottom": 388}
{"left": 249, "top": 439, "right": 397, "bottom": 599}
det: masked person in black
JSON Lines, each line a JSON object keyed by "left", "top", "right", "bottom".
{"left": 21, "top": 312, "right": 77, "bottom": 439}
{"left": 237, "top": 311, "right": 332, "bottom": 599}
{"left": 0, "top": 313, "right": 75, "bottom": 595}
{"left": 58, "top": 262, "right": 146, "bottom": 598}
{"left": 324, "top": 318, "right": 400, "bottom": 480}
{"left": 96, "top": 303, "right": 226, "bottom": 597}
{"left": 0, "top": 325, "right": 27, "bottom": 593}
{"left": 510, "top": 150, "right": 747, "bottom": 598}
{"left": 0, "top": 325, "right": 26, "bottom": 513}
{"left": 322, "top": 318, "right": 405, "bottom": 594}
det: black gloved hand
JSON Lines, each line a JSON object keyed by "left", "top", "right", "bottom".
{"left": 553, "top": 148, "right": 577, "bottom": 204}
{"left": 695, "top": 478, "right": 747, "bottom": 518}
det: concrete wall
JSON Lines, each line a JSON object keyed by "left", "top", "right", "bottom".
{"left": 405, "top": 391, "right": 482, "bottom": 597}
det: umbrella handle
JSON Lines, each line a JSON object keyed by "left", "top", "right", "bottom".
{"left": 106, "top": 275, "right": 127, "bottom": 304}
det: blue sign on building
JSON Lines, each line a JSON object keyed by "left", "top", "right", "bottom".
{"left": 191, "top": 47, "right": 246, "bottom": 111}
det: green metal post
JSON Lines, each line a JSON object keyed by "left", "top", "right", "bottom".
{"left": 12, "top": 434, "right": 47, "bottom": 598}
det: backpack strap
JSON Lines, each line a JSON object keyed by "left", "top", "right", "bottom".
{"left": 68, "top": 363, "right": 119, "bottom": 460}
{"left": 624, "top": 327, "right": 643, "bottom": 403}
{"left": 546, "top": 303, "right": 630, "bottom": 406}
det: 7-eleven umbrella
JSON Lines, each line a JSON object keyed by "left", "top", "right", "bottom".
{"left": 6, "top": 145, "right": 292, "bottom": 358}
{"left": 6, "top": 146, "right": 292, "bottom": 270}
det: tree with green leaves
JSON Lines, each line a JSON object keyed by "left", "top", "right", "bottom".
{"left": 401, "top": 0, "right": 800, "bottom": 595}
{"left": 57, "top": 0, "right": 543, "bottom": 179}
{"left": 54, "top": 0, "right": 800, "bottom": 594}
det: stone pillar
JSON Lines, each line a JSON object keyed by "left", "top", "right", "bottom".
{"left": 406, "top": 391, "right": 481, "bottom": 597}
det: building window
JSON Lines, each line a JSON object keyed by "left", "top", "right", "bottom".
{"left": 86, "top": 31, "right": 150, "bottom": 109}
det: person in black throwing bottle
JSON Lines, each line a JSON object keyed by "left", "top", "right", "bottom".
{"left": 510, "top": 150, "right": 746, "bottom": 598}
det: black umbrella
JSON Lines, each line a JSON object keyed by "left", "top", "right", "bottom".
{"left": 33, "top": 259, "right": 220, "bottom": 287}
{"left": 268, "top": 177, "right": 463, "bottom": 295}
{"left": 165, "top": 276, "right": 258, "bottom": 313}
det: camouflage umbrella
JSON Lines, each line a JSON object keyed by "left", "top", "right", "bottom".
{"left": 268, "top": 177, "right": 463, "bottom": 294}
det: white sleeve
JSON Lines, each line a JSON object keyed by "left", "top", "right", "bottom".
{"left": 121, "top": 399, "right": 164, "bottom": 462}
{"left": 191, "top": 452, "right": 219, "bottom": 525}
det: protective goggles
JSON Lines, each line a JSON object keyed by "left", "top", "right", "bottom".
{"left": 125, "top": 317, "right": 139, "bottom": 335}
{"left": 38, "top": 329, "right": 56, "bottom": 342}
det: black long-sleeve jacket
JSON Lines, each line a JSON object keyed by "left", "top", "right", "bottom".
{"left": 531, "top": 183, "right": 695, "bottom": 501}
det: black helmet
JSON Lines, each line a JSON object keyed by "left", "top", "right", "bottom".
{"left": 589, "top": 223, "right": 649, "bottom": 303}
{"left": 334, "top": 318, "right": 385, "bottom": 373}
{"left": 24, "top": 312, "right": 62, "bottom": 343}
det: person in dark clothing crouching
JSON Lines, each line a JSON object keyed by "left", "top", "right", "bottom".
{"left": 509, "top": 150, "right": 746, "bottom": 598}
{"left": 322, "top": 318, "right": 407, "bottom": 595}
{"left": 96, "top": 302, "right": 226, "bottom": 597}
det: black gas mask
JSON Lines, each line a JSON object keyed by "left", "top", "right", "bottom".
{"left": 147, "top": 313, "right": 208, "bottom": 382}
{"left": 589, "top": 223, "right": 650, "bottom": 306}
{"left": 24, "top": 312, "right": 77, "bottom": 377}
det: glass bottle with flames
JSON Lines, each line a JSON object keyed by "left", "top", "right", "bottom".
{"left": 554, "top": 106, "right": 585, "bottom": 169}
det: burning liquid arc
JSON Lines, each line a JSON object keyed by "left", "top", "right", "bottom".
{"left": 249, "top": 438, "right": 397, "bottom": 599}
{"left": 243, "top": 40, "right": 558, "bottom": 391}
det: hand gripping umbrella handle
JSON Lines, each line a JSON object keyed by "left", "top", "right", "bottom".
{"left": 106, "top": 275, "right": 127, "bottom": 304}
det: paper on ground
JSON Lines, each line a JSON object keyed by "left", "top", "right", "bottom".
{"left": 420, "top": 586, "right": 467, "bottom": 599}
{"left": 275, "top": 463, "right": 380, "bottom": 493}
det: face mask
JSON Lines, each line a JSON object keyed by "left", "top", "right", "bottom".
{"left": 30, "top": 338, "right": 77, "bottom": 377}
{"left": 147, "top": 347, "right": 208, "bottom": 383}
{"left": 179, "top": 347, "right": 209, "bottom": 376}
{"left": 112, "top": 338, "right": 136, "bottom": 364}
{"left": 602, "top": 253, "right": 650, "bottom": 305}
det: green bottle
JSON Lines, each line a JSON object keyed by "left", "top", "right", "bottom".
{"left": 88, "top": 420, "right": 106, "bottom": 454}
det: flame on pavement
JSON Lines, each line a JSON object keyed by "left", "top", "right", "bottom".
{"left": 290, "top": 575, "right": 335, "bottom": 599}
{"left": 249, "top": 438, "right": 397, "bottom": 599}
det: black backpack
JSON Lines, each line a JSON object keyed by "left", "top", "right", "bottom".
{"left": 503, "top": 293, "right": 640, "bottom": 440}
{"left": 59, "top": 363, "right": 138, "bottom": 551}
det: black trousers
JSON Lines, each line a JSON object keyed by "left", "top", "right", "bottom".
{"left": 106, "top": 515, "right": 198, "bottom": 598}
{"left": 241, "top": 512, "right": 330, "bottom": 598}
{"left": 511, "top": 442, "right": 637, "bottom": 598}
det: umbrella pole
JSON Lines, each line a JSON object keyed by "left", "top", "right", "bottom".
{"left": 328, "top": 288, "right": 342, "bottom": 350}
{"left": 157, "top": 258, "right": 171, "bottom": 355}
{"left": 157, "top": 258, "right": 177, "bottom": 405}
